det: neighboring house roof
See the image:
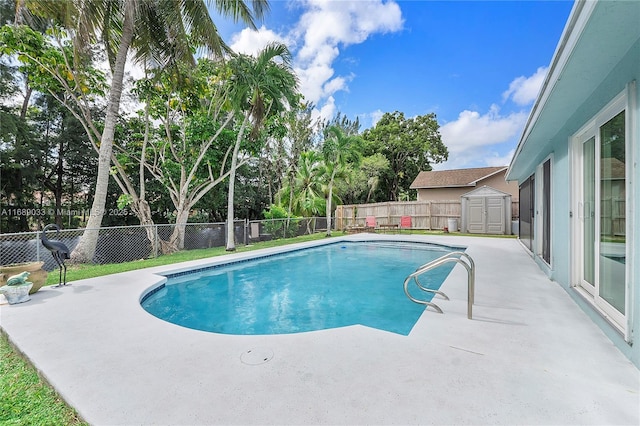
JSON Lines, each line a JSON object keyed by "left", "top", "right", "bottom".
{"left": 410, "top": 166, "right": 507, "bottom": 189}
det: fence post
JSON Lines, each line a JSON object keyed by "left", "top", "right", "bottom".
{"left": 36, "top": 230, "right": 41, "bottom": 262}
{"left": 244, "top": 219, "right": 248, "bottom": 246}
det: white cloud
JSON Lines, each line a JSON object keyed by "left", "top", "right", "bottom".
{"left": 432, "top": 146, "right": 517, "bottom": 171}
{"left": 229, "top": 25, "right": 289, "bottom": 56}
{"left": 356, "top": 109, "right": 385, "bottom": 129}
{"left": 294, "top": 0, "right": 403, "bottom": 61}
{"left": 441, "top": 105, "right": 527, "bottom": 149}
{"left": 292, "top": 0, "right": 403, "bottom": 112}
{"left": 434, "top": 104, "right": 527, "bottom": 170}
{"left": 323, "top": 74, "right": 352, "bottom": 97}
{"left": 433, "top": 66, "right": 550, "bottom": 170}
{"left": 229, "top": 1, "right": 403, "bottom": 119}
{"left": 486, "top": 148, "right": 516, "bottom": 167}
{"left": 502, "top": 66, "right": 548, "bottom": 106}
{"left": 315, "top": 95, "right": 337, "bottom": 122}
{"left": 369, "top": 109, "right": 385, "bottom": 127}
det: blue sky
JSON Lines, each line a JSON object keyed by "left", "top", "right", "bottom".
{"left": 212, "top": 0, "right": 575, "bottom": 170}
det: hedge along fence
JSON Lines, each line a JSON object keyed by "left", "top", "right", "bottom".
{"left": 335, "top": 200, "right": 520, "bottom": 231}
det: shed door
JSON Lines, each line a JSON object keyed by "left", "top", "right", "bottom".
{"left": 467, "top": 198, "right": 485, "bottom": 233}
{"left": 486, "top": 197, "right": 505, "bottom": 234}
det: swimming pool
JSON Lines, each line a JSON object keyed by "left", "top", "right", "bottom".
{"left": 141, "top": 241, "right": 460, "bottom": 335}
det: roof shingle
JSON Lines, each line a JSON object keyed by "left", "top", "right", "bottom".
{"left": 410, "top": 166, "right": 507, "bottom": 189}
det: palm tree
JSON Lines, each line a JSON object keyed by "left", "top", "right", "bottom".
{"left": 321, "top": 125, "right": 362, "bottom": 236}
{"left": 24, "top": 0, "right": 268, "bottom": 263}
{"left": 224, "top": 42, "right": 298, "bottom": 251}
{"left": 279, "top": 151, "right": 324, "bottom": 217}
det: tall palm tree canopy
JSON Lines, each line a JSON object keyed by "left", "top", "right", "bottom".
{"left": 224, "top": 41, "right": 299, "bottom": 251}
{"left": 25, "top": 0, "right": 269, "bottom": 70}
{"left": 226, "top": 41, "right": 299, "bottom": 138}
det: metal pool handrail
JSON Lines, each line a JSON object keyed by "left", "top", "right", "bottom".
{"left": 403, "top": 251, "right": 475, "bottom": 319}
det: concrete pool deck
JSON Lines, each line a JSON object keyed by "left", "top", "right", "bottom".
{"left": 0, "top": 234, "right": 638, "bottom": 425}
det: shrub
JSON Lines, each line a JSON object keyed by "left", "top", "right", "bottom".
{"left": 262, "top": 205, "right": 301, "bottom": 239}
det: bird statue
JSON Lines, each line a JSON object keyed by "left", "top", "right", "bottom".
{"left": 41, "top": 224, "right": 71, "bottom": 287}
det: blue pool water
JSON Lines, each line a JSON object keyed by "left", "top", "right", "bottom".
{"left": 141, "top": 241, "right": 458, "bottom": 335}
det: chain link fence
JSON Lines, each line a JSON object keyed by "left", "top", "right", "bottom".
{"left": 0, "top": 218, "right": 329, "bottom": 271}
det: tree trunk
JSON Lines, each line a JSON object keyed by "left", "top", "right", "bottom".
{"left": 131, "top": 198, "right": 158, "bottom": 255}
{"left": 286, "top": 172, "right": 294, "bottom": 230}
{"left": 226, "top": 117, "right": 248, "bottom": 251}
{"left": 19, "top": 82, "right": 32, "bottom": 120}
{"left": 70, "top": 5, "right": 134, "bottom": 263}
{"left": 168, "top": 207, "right": 190, "bottom": 252}
{"left": 325, "top": 177, "right": 334, "bottom": 237}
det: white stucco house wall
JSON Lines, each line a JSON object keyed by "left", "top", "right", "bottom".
{"left": 506, "top": 0, "right": 640, "bottom": 367}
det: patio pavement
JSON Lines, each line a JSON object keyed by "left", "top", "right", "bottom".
{"left": 1, "top": 234, "right": 638, "bottom": 425}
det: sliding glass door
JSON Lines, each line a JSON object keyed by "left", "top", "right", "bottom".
{"left": 599, "top": 111, "right": 626, "bottom": 315}
{"left": 574, "top": 107, "right": 626, "bottom": 329}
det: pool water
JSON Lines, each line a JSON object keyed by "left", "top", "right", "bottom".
{"left": 142, "top": 241, "right": 458, "bottom": 335}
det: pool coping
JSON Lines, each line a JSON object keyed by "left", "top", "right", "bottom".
{"left": 1, "top": 234, "right": 638, "bottom": 425}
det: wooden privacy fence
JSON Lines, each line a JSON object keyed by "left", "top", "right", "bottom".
{"left": 335, "top": 200, "right": 519, "bottom": 231}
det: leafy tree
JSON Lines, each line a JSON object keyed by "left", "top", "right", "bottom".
{"left": 322, "top": 111, "right": 361, "bottom": 136}
{"left": 262, "top": 203, "right": 300, "bottom": 238}
{"left": 16, "top": 0, "right": 267, "bottom": 263}
{"left": 362, "top": 111, "right": 447, "bottom": 201}
{"left": 134, "top": 60, "right": 238, "bottom": 251}
{"left": 0, "top": 24, "right": 161, "bottom": 233}
{"left": 281, "top": 103, "right": 319, "bottom": 218}
{"left": 224, "top": 42, "right": 299, "bottom": 251}
{"left": 232, "top": 157, "right": 272, "bottom": 220}
{"left": 0, "top": 102, "right": 45, "bottom": 232}
{"left": 277, "top": 150, "right": 324, "bottom": 217}
{"left": 336, "top": 153, "right": 390, "bottom": 205}
{"left": 0, "top": 4, "right": 57, "bottom": 232}
{"left": 32, "top": 93, "right": 96, "bottom": 227}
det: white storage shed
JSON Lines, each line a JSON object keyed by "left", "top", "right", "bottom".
{"left": 461, "top": 186, "right": 512, "bottom": 235}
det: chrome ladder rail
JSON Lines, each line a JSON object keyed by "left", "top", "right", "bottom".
{"left": 403, "top": 251, "right": 475, "bottom": 319}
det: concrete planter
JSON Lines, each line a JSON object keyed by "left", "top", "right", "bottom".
{"left": 0, "top": 262, "right": 47, "bottom": 294}
{"left": 0, "top": 283, "right": 33, "bottom": 304}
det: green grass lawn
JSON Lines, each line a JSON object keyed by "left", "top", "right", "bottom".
{"left": 45, "top": 232, "right": 329, "bottom": 285}
{"left": 0, "top": 332, "right": 88, "bottom": 425}
{"left": 5, "top": 229, "right": 514, "bottom": 423}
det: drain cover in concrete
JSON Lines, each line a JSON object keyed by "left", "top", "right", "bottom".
{"left": 241, "top": 348, "right": 273, "bottom": 365}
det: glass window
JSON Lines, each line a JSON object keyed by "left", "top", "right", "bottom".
{"left": 599, "top": 111, "right": 625, "bottom": 314}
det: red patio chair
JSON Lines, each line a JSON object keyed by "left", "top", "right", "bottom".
{"left": 365, "top": 216, "right": 376, "bottom": 230}
{"left": 400, "top": 215, "right": 412, "bottom": 229}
